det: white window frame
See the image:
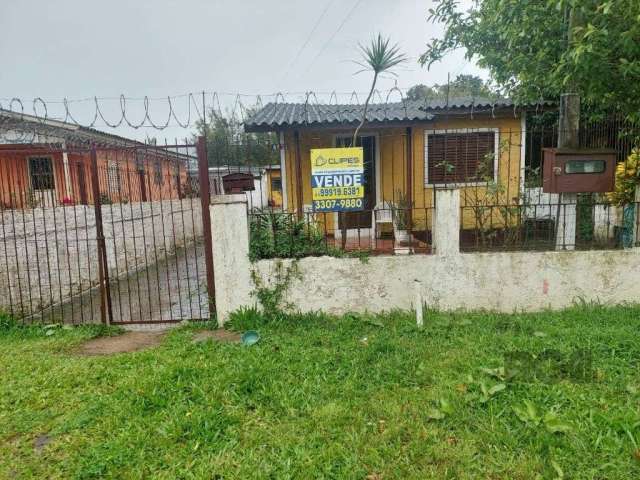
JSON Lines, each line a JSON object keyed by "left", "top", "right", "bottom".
{"left": 424, "top": 128, "right": 500, "bottom": 188}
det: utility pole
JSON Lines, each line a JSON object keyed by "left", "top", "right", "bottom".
{"left": 555, "top": 4, "right": 580, "bottom": 250}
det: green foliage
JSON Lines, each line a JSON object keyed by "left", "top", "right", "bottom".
{"left": 0, "top": 310, "right": 17, "bottom": 331}
{"left": 606, "top": 149, "right": 640, "bottom": 206}
{"left": 576, "top": 194, "right": 595, "bottom": 243}
{"left": 353, "top": 33, "right": 407, "bottom": 143}
{"left": 3, "top": 305, "right": 640, "bottom": 478}
{"left": 194, "top": 107, "right": 279, "bottom": 167}
{"left": 249, "top": 210, "right": 340, "bottom": 261}
{"left": 406, "top": 74, "right": 496, "bottom": 101}
{"left": 390, "top": 189, "right": 414, "bottom": 231}
{"left": 421, "top": 0, "right": 640, "bottom": 119}
{"left": 355, "top": 33, "right": 408, "bottom": 76}
{"left": 250, "top": 260, "right": 300, "bottom": 319}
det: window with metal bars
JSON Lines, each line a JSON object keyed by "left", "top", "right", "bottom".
{"left": 107, "top": 160, "right": 121, "bottom": 194}
{"left": 425, "top": 130, "right": 497, "bottom": 185}
{"left": 154, "top": 159, "right": 163, "bottom": 185}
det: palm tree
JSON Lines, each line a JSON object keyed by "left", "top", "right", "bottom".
{"left": 340, "top": 35, "right": 406, "bottom": 249}
{"left": 352, "top": 34, "right": 407, "bottom": 145}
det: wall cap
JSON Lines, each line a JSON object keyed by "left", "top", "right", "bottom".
{"left": 210, "top": 194, "right": 248, "bottom": 205}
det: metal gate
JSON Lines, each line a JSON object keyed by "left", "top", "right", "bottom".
{"left": 0, "top": 137, "right": 215, "bottom": 326}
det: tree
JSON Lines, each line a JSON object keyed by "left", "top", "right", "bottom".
{"left": 194, "top": 108, "right": 279, "bottom": 167}
{"left": 406, "top": 74, "right": 495, "bottom": 101}
{"left": 420, "top": 0, "right": 640, "bottom": 119}
{"left": 353, "top": 34, "right": 408, "bottom": 144}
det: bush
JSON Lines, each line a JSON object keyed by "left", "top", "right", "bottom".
{"left": 249, "top": 210, "right": 339, "bottom": 261}
{"left": 0, "top": 310, "right": 17, "bottom": 331}
{"left": 606, "top": 149, "right": 639, "bottom": 206}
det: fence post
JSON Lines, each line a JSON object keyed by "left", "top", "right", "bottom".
{"left": 434, "top": 188, "right": 460, "bottom": 256}
{"left": 196, "top": 136, "right": 216, "bottom": 318}
{"left": 210, "top": 194, "right": 253, "bottom": 326}
{"left": 89, "top": 144, "right": 113, "bottom": 325}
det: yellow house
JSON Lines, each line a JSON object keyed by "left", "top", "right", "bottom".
{"left": 246, "top": 97, "right": 539, "bottom": 242}
{"left": 264, "top": 165, "right": 283, "bottom": 208}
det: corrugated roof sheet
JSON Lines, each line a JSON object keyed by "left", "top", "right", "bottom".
{"left": 0, "top": 109, "right": 148, "bottom": 147}
{"left": 245, "top": 96, "right": 553, "bottom": 131}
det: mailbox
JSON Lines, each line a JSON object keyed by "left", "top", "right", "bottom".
{"left": 222, "top": 172, "right": 255, "bottom": 193}
{"left": 542, "top": 148, "right": 616, "bottom": 193}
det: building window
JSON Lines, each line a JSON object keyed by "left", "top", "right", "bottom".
{"left": 135, "top": 151, "right": 146, "bottom": 172}
{"left": 154, "top": 159, "right": 163, "bottom": 185}
{"left": 271, "top": 177, "right": 282, "bottom": 192}
{"left": 28, "top": 157, "right": 55, "bottom": 190}
{"left": 425, "top": 130, "right": 498, "bottom": 185}
{"left": 107, "top": 160, "right": 121, "bottom": 194}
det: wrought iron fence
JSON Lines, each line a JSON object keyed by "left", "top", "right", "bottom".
{"left": 248, "top": 207, "right": 435, "bottom": 259}
{"left": 0, "top": 140, "right": 214, "bottom": 325}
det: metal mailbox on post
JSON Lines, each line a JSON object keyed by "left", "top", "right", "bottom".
{"left": 542, "top": 148, "right": 616, "bottom": 193}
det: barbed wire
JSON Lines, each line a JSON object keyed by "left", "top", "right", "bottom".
{"left": 0, "top": 87, "right": 556, "bottom": 148}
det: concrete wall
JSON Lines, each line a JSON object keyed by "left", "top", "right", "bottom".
{"left": 0, "top": 199, "right": 202, "bottom": 316}
{"left": 251, "top": 250, "right": 640, "bottom": 315}
{"left": 211, "top": 189, "right": 640, "bottom": 323}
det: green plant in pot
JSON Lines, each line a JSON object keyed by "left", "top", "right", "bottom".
{"left": 390, "top": 190, "right": 414, "bottom": 244}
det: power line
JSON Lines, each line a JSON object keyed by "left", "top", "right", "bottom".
{"left": 278, "top": 0, "right": 336, "bottom": 87}
{"left": 299, "top": 0, "right": 364, "bottom": 79}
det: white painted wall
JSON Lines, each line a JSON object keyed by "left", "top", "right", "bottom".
{"left": 251, "top": 250, "right": 640, "bottom": 315}
{"left": 210, "top": 187, "right": 640, "bottom": 318}
{"left": 210, "top": 194, "right": 252, "bottom": 325}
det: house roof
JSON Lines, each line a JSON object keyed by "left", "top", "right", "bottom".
{"left": 0, "top": 109, "right": 145, "bottom": 147}
{"left": 244, "top": 97, "right": 554, "bottom": 132}
{"left": 0, "top": 108, "right": 196, "bottom": 164}
{"left": 208, "top": 165, "right": 268, "bottom": 178}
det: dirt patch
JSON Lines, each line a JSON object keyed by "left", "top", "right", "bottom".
{"left": 76, "top": 331, "right": 166, "bottom": 356}
{"left": 33, "top": 434, "right": 51, "bottom": 453}
{"left": 192, "top": 329, "right": 241, "bottom": 344}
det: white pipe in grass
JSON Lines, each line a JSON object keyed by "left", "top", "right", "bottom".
{"left": 414, "top": 280, "right": 423, "bottom": 328}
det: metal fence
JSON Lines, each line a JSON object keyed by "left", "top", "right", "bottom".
{"left": 2, "top": 96, "right": 640, "bottom": 325}
{"left": 239, "top": 119, "right": 639, "bottom": 257}
{"left": 0, "top": 139, "right": 214, "bottom": 325}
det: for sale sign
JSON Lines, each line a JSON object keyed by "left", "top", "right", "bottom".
{"left": 310, "top": 147, "right": 364, "bottom": 212}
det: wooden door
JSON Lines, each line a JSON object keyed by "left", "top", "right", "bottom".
{"left": 337, "top": 135, "right": 376, "bottom": 229}
{"left": 77, "top": 162, "right": 88, "bottom": 205}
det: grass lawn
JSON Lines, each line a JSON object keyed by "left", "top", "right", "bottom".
{"left": 2, "top": 305, "right": 640, "bottom": 479}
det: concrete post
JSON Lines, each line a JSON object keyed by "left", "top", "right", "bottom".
{"left": 434, "top": 188, "right": 460, "bottom": 256}
{"left": 556, "top": 199, "right": 578, "bottom": 250}
{"left": 593, "top": 204, "right": 614, "bottom": 245}
{"left": 210, "top": 194, "right": 253, "bottom": 326}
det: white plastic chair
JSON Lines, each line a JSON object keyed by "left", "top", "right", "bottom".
{"left": 370, "top": 201, "right": 395, "bottom": 241}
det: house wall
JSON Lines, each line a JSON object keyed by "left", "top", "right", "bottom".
{"left": 0, "top": 147, "right": 67, "bottom": 208}
{"left": 0, "top": 146, "right": 188, "bottom": 208}
{"left": 280, "top": 115, "right": 523, "bottom": 231}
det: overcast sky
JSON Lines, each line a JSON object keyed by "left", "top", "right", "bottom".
{"left": 0, "top": 0, "right": 484, "bottom": 140}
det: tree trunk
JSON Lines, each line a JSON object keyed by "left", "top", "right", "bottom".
{"left": 341, "top": 72, "right": 379, "bottom": 250}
